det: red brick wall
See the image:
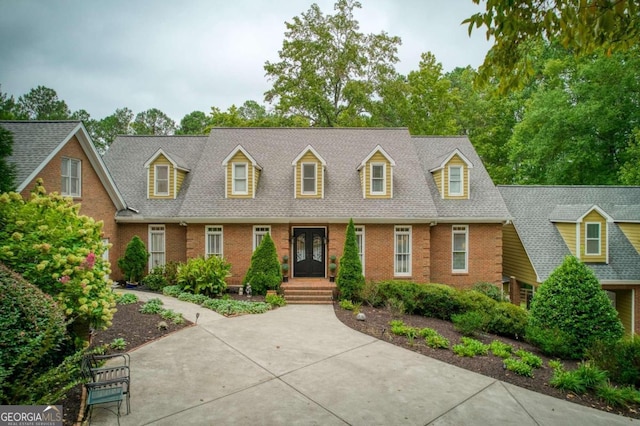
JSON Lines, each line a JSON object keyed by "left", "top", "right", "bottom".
{"left": 430, "top": 223, "right": 503, "bottom": 289}
{"left": 19, "top": 135, "right": 120, "bottom": 270}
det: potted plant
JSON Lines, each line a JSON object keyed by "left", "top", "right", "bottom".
{"left": 281, "top": 257, "right": 290, "bottom": 283}
{"left": 329, "top": 255, "right": 337, "bottom": 282}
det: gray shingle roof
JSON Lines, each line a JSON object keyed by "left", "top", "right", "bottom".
{"left": 1, "top": 120, "right": 82, "bottom": 189}
{"left": 498, "top": 186, "right": 640, "bottom": 282}
{"left": 413, "top": 136, "right": 511, "bottom": 220}
{"left": 103, "top": 129, "right": 509, "bottom": 223}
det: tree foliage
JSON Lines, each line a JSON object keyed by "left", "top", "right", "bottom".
{"left": 465, "top": 0, "right": 640, "bottom": 90}
{"left": 16, "top": 85, "right": 71, "bottom": 120}
{"left": 132, "top": 108, "right": 176, "bottom": 135}
{"left": 177, "top": 110, "right": 210, "bottom": 135}
{"left": 0, "top": 180, "right": 116, "bottom": 332}
{"left": 336, "top": 219, "right": 364, "bottom": 301}
{"left": 0, "top": 126, "right": 16, "bottom": 193}
{"left": 93, "top": 107, "right": 134, "bottom": 152}
{"left": 526, "top": 256, "right": 624, "bottom": 359}
{"left": 0, "top": 86, "right": 18, "bottom": 120}
{"left": 243, "top": 233, "right": 282, "bottom": 295}
{"left": 264, "top": 0, "right": 401, "bottom": 126}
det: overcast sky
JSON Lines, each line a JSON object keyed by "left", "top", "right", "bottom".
{"left": 0, "top": 0, "right": 491, "bottom": 122}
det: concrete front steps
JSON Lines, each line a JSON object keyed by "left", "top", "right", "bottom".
{"left": 282, "top": 279, "right": 336, "bottom": 304}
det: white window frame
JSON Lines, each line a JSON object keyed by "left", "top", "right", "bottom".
{"left": 452, "top": 225, "right": 468, "bottom": 273}
{"left": 148, "top": 225, "right": 166, "bottom": 271}
{"left": 253, "top": 226, "right": 271, "bottom": 251}
{"left": 102, "top": 238, "right": 110, "bottom": 280}
{"left": 206, "top": 226, "right": 224, "bottom": 258}
{"left": 585, "top": 222, "right": 601, "bottom": 255}
{"left": 154, "top": 164, "right": 169, "bottom": 196}
{"left": 370, "top": 163, "right": 386, "bottom": 195}
{"left": 61, "top": 157, "right": 81, "bottom": 197}
{"left": 448, "top": 165, "right": 463, "bottom": 196}
{"left": 394, "top": 226, "right": 412, "bottom": 276}
{"left": 355, "top": 225, "right": 365, "bottom": 276}
{"left": 232, "top": 163, "right": 248, "bottom": 195}
{"left": 301, "top": 162, "right": 317, "bottom": 195}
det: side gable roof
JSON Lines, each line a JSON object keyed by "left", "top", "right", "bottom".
{"left": 498, "top": 185, "right": 640, "bottom": 282}
{"left": 1, "top": 120, "right": 126, "bottom": 210}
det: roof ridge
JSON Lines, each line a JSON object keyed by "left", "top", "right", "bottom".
{"left": 0, "top": 120, "right": 81, "bottom": 124}
{"left": 209, "top": 127, "right": 409, "bottom": 131}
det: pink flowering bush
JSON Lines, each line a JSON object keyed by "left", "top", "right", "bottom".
{"left": 0, "top": 180, "right": 116, "bottom": 335}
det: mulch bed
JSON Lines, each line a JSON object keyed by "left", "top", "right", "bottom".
{"left": 333, "top": 303, "right": 640, "bottom": 420}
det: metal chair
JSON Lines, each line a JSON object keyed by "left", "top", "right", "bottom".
{"left": 81, "top": 353, "right": 131, "bottom": 424}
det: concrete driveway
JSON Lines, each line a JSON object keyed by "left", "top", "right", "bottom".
{"left": 90, "top": 292, "right": 639, "bottom": 425}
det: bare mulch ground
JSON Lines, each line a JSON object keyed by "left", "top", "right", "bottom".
{"left": 333, "top": 303, "right": 640, "bottom": 420}
{"left": 58, "top": 297, "right": 639, "bottom": 424}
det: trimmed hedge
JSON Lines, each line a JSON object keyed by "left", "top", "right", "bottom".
{"left": 0, "top": 264, "right": 69, "bottom": 404}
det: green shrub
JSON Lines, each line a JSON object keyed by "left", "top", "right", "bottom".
{"left": 504, "top": 358, "right": 534, "bottom": 377}
{"left": 525, "top": 326, "right": 575, "bottom": 359}
{"left": 389, "top": 320, "right": 414, "bottom": 336}
{"left": 472, "top": 281, "right": 504, "bottom": 302}
{"left": 340, "top": 299, "right": 358, "bottom": 311}
{"left": 487, "top": 302, "right": 528, "bottom": 339}
{"left": 243, "top": 233, "right": 281, "bottom": 295}
{"left": 489, "top": 340, "right": 513, "bottom": 359}
{"left": 140, "top": 298, "right": 164, "bottom": 314}
{"left": 177, "top": 255, "right": 230, "bottom": 297}
{"left": 117, "top": 235, "right": 149, "bottom": 283}
{"left": 386, "top": 297, "right": 405, "bottom": 316}
{"left": 453, "top": 337, "right": 489, "bottom": 357}
{"left": 456, "top": 290, "right": 498, "bottom": 313}
{"left": 420, "top": 329, "right": 449, "bottom": 349}
{"left": 163, "top": 261, "right": 181, "bottom": 286}
{"left": 265, "top": 293, "right": 287, "bottom": 307}
{"left": 514, "top": 350, "right": 543, "bottom": 369}
{"left": 452, "top": 310, "right": 489, "bottom": 336}
{"left": 115, "top": 293, "right": 138, "bottom": 305}
{"left": 548, "top": 359, "right": 564, "bottom": 372}
{"left": 162, "top": 285, "right": 182, "bottom": 297}
{"left": 110, "top": 338, "right": 127, "bottom": 351}
{"left": 177, "top": 292, "right": 209, "bottom": 305}
{"left": 415, "top": 284, "right": 462, "bottom": 320}
{"left": 526, "top": 256, "right": 624, "bottom": 359}
{"left": 550, "top": 370, "right": 587, "bottom": 394}
{"left": 574, "top": 362, "right": 608, "bottom": 390}
{"left": 336, "top": 219, "right": 365, "bottom": 301}
{"left": 141, "top": 265, "right": 169, "bottom": 291}
{"left": 160, "top": 309, "right": 185, "bottom": 324}
{"left": 0, "top": 265, "right": 69, "bottom": 404}
{"left": 587, "top": 337, "right": 640, "bottom": 387}
{"left": 360, "top": 280, "right": 382, "bottom": 307}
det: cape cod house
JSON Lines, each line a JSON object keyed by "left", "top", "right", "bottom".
{"left": 101, "top": 127, "right": 510, "bottom": 292}
{"left": 498, "top": 186, "right": 640, "bottom": 334}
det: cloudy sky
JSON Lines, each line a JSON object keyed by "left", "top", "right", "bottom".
{"left": 0, "top": 0, "right": 491, "bottom": 122}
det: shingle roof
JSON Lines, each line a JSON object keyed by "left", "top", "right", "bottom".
{"left": 103, "top": 129, "right": 509, "bottom": 223}
{"left": 498, "top": 186, "right": 640, "bottom": 282}
{"left": 1, "top": 120, "right": 82, "bottom": 189}
{"left": 413, "top": 136, "right": 511, "bottom": 220}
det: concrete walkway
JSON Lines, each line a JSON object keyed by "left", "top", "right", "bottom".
{"left": 91, "top": 291, "right": 640, "bottom": 425}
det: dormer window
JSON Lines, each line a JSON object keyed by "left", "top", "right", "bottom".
{"left": 586, "top": 223, "right": 601, "bottom": 255}
{"left": 371, "top": 163, "right": 386, "bottom": 195}
{"left": 233, "top": 163, "right": 248, "bottom": 195}
{"left": 448, "top": 166, "right": 463, "bottom": 196}
{"left": 155, "top": 164, "right": 169, "bottom": 196}
{"left": 302, "top": 163, "right": 317, "bottom": 195}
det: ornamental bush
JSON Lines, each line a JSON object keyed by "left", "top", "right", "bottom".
{"left": 117, "top": 235, "right": 149, "bottom": 283}
{"left": 243, "top": 233, "right": 281, "bottom": 295}
{"left": 336, "top": 219, "right": 364, "bottom": 301}
{"left": 0, "top": 264, "right": 69, "bottom": 404}
{"left": 176, "top": 255, "right": 230, "bottom": 297}
{"left": 0, "top": 180, "right": 116, "bottom": 335}
{"left": 526, "top": 256, "right": 624, "bottom": 359}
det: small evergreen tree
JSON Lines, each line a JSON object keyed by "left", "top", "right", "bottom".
{"left": 118, "top": 236, "right": 149, "bottom": 283}
{"left": 243, "top": 233, "right": 281, "bottom": 295}
{"left": 526, "top": 256, "right": 624, "bottom": 359}
{"left": 336, "top": 219, "right": 364, "bottom": 301}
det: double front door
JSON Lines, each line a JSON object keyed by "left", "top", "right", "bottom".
{"left": 293, "top": 228, "right": 326, "bottom": 277}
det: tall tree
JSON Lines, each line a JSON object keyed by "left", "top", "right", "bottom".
{"left": 0, "top": 86, "right": 18, "bottom": 120}
{"left": 94, "top": 107, "right": 134, "bottom": 152}
{"left": 507, "top": 46, "right": 640, "bottom": 184}
{"left": 0, "top": 126, "right": 16, "bottom": 192}
{"left": 16, "top": 86, "right": 71, "bottom": 120}
{"left": 465, "top": 0, "right": 640, "bottom": 90}
{"left": 131, "top": 108, "right": 176, "bottom": 135}
{"left": 619, "top": 130, "right": 640, "bottom": 185}
{"left": 176, "top": 110, "right": 210, "bottom": 135}
{"left": 264, "top": 0, "right": 401, "bottom": 126}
